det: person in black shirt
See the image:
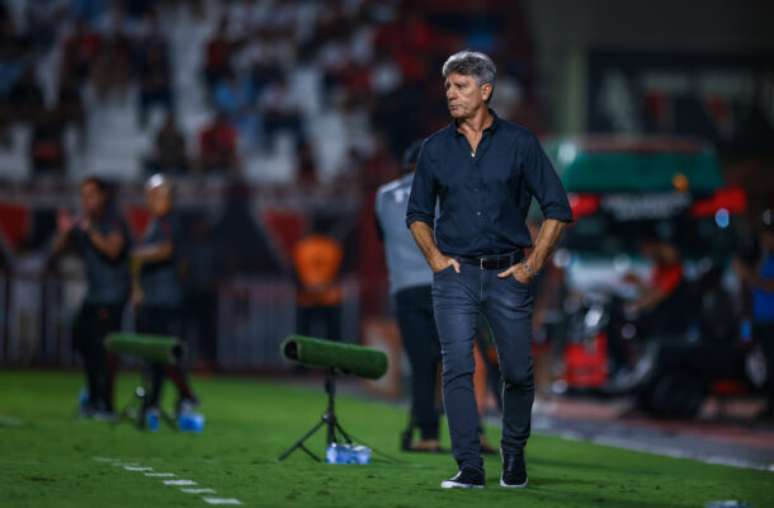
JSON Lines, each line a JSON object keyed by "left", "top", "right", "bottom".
{"left": 406, "top": 51, "right": 572, "bottom": 489}
{"left": 51, "top": 176, "right": 130, "bottom": 416}
{"left": 133, "top": 174, "right": 199, "bottom": 421}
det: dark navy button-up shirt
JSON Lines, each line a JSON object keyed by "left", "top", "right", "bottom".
{"left": 406, "top": 110, "right": 573, "bottom": 257}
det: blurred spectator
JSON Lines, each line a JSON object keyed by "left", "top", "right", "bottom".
{"left": 296, "top": 141, "right": 317, "bottom": 185}
{"left": 203, "top": 16, "right": 238, "bottom": 94}
{"left": 734, "top": 210, "right": 774, "bottom": 420}
{"left": 8, "top": 67, "right": 44, "bottom": 124}
{"left": 25, "top": 0, "right": 69, "bottom": 49}
{"left": 212, "top": 70, "right": 258, "bottom": 144}
{"left": 70, "top": 0, "right": 108, "bottom": 26}
{"left": 138, "top": 44, "right": 174, "bottom": 126}
{"left": 146, "top": 112, "right": 188, "bottom": 174}
{"left": 55, "top": 77, "right": 87, "bottom": 143}
{"left": 213, "top": 181, "right": 282, "bottom": 276}
{"left": 60, "top": 20, "right": 102, "bottom": 87}
{"left": 258, "top": 74, "right": 304, "bottom": 151}
{"left": 292, "top": 219, "right": 344, "bottom": 342}
{"left": 611, "top": 235, "right": 686, "bottom": 374}
{"left": 198, "top": 112, "right": 238, "bottom": 173}
{"left": 91, "top": 27, "right": 133, "bottom": 101}
{"left": 29, "top": 109, "right": 66, "bottom": 175}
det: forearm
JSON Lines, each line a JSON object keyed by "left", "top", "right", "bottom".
{"left": 409, "top": 221, "right": 444, "bottom": 269}
{"left": 50, "top": 230, "right": 71, "bottom": 257}
{"left": 133, "top": 242, "right": 174, "bottom": 264}
{"left": 87, "top": 230, "right": 124, "bottom": 260}
{"left": 526, "top": 218, "right": 567, "bottom": 271}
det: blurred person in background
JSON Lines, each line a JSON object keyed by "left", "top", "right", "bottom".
{"left": 612, "top": 233, "right": 686, "bottom": 376}
{"left": 376, "top": 139, "right": 442, "bottom": 452}
{"left": 199, "top": 111, "right": 239, "bottom": 173}
{"left": 735, "top": 210, "right": 774, "bottom": 420}
{"left": 376, "top": 139, "right": 498, "bottom": 454}
{"left": 132, "top": 174, "right": 200, "bottom": 424}
{"left": 51, "top": 176, "right": 131, "bottom": 417}
{"left": 292, "top": 218, "right": 344, "bottom": 342}
{"left": 146, "top": 112, "right": 188, "bottom": 174}
{"left": 30, "top": 108, "right": 66, "bottom": 176}
{"left": 406, "top": 51, "right": 572, "bottom": 489}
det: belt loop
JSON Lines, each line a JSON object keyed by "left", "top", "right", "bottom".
{"left": 480, "top": 257, "right": 484, "bottom": 270}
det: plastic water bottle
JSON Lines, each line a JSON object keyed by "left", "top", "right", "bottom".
{"left": 178, "top": 412, "right": 205, "bottom": 432}
{"left": 145, "top": 408, "right": 160, "bottom": 432}
{"left": 326, "top": 443, "right": 371, "bottom": 464}
{"left": 352, "top": 445, "right": 372, "bottom": 465}
{"left": 325, "top": 443, "right": 340, "bottom": 464}
{"left": 705, "top": 501, "right": 754, "bottom": 508}
{"left": 78, "top": 388, "right": 89, "bottom": 413}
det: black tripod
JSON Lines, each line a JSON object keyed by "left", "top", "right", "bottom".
{"left": 277, "top": 369, "right": 354, "bottom": 462}
{"left": 277, "top": 368, "right": 403, "bottom": 463}
{"left": 113, "top": 366, "right": 176, "bottom": 431}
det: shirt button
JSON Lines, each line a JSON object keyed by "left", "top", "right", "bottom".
{"left": 477, "top": 211, "right": 482, "bottom": 216}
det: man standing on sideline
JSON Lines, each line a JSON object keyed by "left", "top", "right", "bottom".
{"left": 133, "top": 174, "right": 200, "bottom": 427}
{"left": 406, "top": 51, "right": 572, "bottom": 489}
{"left": 51, "top": 176, "right": 131, "bottom": 417}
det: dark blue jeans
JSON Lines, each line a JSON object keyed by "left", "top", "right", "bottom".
{"left": 432, "top": 262, "right": 535, "bottom": 472}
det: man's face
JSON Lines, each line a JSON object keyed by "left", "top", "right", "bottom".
{"left": 80, "top": 182, "right": 105, "bottom": 217}
{"left": 445, "top": 72, "right": 491, "bottom": 119}
{"left": 146, "top": 186, "right": 172, "bottom": 217}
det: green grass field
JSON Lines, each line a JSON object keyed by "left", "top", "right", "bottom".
{"left": 1, "top": 370, "right": 771, "bottom": 507}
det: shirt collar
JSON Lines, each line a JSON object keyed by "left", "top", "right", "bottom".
{"left": 452, "top": 108, "right": 500, "bottom": 136}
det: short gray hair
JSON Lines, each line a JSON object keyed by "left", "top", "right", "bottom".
{"left": 441, "top": 50, "right": 496, "bottom": 87}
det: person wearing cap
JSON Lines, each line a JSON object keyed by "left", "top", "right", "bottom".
{"left": 734, "top": 210, "right": 774, "bottom": 420}
{"left": 132, "top": 174, "right": 200, "bottom": 426}
{"left": 406, "top": 51, "right": 572, "bottom": 489}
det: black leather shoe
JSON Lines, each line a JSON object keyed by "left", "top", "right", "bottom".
{"left": 501, "top": 450, "right": 528, "bottom": 488}
{"left": 440, "top": 467, "right": 485, "bottom": 489}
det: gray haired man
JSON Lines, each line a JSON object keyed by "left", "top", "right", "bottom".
{"left": 406, "top": 50, "right": 573, "bottom": 488}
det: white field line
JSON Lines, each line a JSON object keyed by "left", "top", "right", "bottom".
{"left": 181, "top": 488, "right": 217, "bottom": 494}
{"left": 164, "top": 479, "right": 197, "bottom": 486}
{"left": 202, "top": 498, "right": 242, "bottom": 505}
{"left": 94, "top": 458, "right": 242, "bottom": 505}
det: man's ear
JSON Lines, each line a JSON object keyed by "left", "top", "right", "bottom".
{"left": 481, "top": 83, "right": 493, "bottom": 102}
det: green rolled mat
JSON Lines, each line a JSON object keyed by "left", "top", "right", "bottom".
{"left": 280, "top": 335, "right": 388, "bottom": 380}
{"left": 105, "top": 333, "right": 184, "bottom": 365}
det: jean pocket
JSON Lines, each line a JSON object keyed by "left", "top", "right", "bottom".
{"left": 433, "top": 265, "right": 456, "bottom": 277}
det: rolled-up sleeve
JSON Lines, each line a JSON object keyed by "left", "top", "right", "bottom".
{"left": 405, "top": 141, "right": 436, "bottom": 229}
{"left": 522, "top": 134, "right": 573, "bottom": 223}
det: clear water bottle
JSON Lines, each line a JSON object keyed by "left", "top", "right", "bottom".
{"left": 352, "top": 445, "right": 372, "bottom": 465}
{"left": 178, "top": 412, "right": 205, "bottom": 432}
{"left": 705, "top": 501, "right": 754, "bottom": 508}
{"left": 325, "top": 443, "right": 340, "bottom": 464}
